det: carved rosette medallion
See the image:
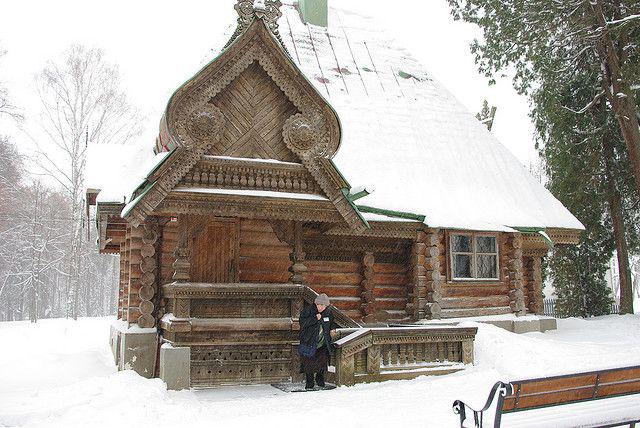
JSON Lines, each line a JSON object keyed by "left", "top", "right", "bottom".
{"left": 283, "top": 113, "right": 332, "bottom": 158}
{"left": 176, "top": 105, "right": 225, "bottom": 150}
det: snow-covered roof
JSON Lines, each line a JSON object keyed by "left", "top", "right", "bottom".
{"left": 275, "top": 2, "right": 582, "bottom": 231}
{"left": 87, "top": 1, "right": 583, "bottom": 232}
{"left": 85, "top": 142, "right": 169, "bottom": 205}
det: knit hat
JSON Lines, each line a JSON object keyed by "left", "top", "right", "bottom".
{"left": 314, "top": 293, "right": 330, "bottom": 306}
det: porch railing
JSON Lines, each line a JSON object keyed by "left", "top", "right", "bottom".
{"left": 332, "top": 325, "right": 477, "bottom": 386}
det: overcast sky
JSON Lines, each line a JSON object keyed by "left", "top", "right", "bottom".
{"left": 0, "top": 0, "right": 537, "bottom": 170}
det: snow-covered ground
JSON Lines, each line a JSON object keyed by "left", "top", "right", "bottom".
{"left": 1, "top": 315, "right": 639, "bottom": 428}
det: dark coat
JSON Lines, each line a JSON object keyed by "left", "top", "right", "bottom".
{"left": 298, "top": 302, "right": 339, "bottom": 356}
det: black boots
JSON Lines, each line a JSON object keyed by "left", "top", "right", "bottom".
{"left": 305, "top": 371, "right": 325, "bottom": 390}
{"left": 305, "top": 373, "right": 315, "bottom": 390}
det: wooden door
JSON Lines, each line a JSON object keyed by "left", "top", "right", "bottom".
{"left": 190, "top": 220, "right": 239, "bottom": 283}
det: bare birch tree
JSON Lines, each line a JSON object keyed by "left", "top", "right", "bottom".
{"left": 33, "top": 45, "right": 142, "bottom": 319}
{"left": 0, "top": 45, "right": 22, "bottom": 121}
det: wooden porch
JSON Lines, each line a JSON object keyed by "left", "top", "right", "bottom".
{"left": 158, "top": 281, "right": 476, "bottom": 388}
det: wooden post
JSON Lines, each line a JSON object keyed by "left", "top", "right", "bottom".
{"left": 334, "top": 347, "right": 355, "bottom": 387}
{"left": 424, "top": 229, "right": 442, "bottom": 320}
{"left": 409, "top": 230, "right": 442, "bottom": 321}
{"left": 118, "top": 245, "right": 127, "bottom": 320}
{"left": 462, "top": 340, "right": 474, "bottom": 365}
{"left": 524, "top": 254, "right": 544, "bottom": 315}
{"left": 138, "top": 220, "right": 159, "bottom": 328}
{"left": 289, "top": 221, "right": 307, "bottom": 284}
{"left": 367, "top": 345, "right": 381, "bottom": 375}
{"left": 507, "top": 233, "right": 526, "bottom": 316}
{"left": 361, "top": 252, "right": 376, "bottom": 323}
{"left": 127, "top": 225, "right": 144, "bottom": 326}
{"left": 122, "top": 226, "right": 131, "bottom": 322}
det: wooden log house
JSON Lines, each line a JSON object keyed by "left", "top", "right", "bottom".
{"left": 86, "top": 0, "right": 583, "bottom": 387}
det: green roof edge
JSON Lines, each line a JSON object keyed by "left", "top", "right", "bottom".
{"left": 340, "top": 188, "right": 370, "bottom": 229}
{"left": 122, "top": 182, "right": 157, "bottom": 218}
{"left": 356, "top": 204, "right": 426, "bottom": 223}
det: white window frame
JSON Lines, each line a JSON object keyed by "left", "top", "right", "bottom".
{"left": 450, "top": 233, "right": 500, "bottom": 281}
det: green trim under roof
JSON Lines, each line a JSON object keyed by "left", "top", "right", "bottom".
{"left": 356, "top": 204, "right": 426, "bottom": 223}
{"left": 122, "top": 182, "right": 157, "bottom": 218}
{"left": 127, "top": 149, "right": 175, "bottom": 206}
{"left": 340, "top": 188, "right": 370, "bottom": 229}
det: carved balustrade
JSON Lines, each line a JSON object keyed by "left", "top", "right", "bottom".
{"left": 333, "top": 325, "right": 477, "bottom": 386}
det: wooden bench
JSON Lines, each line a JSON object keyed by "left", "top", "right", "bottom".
{"left": 453, "top": 365, "right": 640, "bottom": 428}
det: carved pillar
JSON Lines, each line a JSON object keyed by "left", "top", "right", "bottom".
{"left": 523, "top": 253, "right": 544, "bottom": 315}
{"left": 127, "top": 225, "right": 144, "bottom": 325}
{"left": 138, "top": 220, "right": 159, "bottom": 328}
{"left": 173, "top": 215, "right": 191, "bottom": 282}
{"left": 407, "top": 232, "right": 426, "bottom": 321}
{"left": 366, "top": 346, "right": 381, "bottom": 375}
{"left": 462, "top": 340, "right": 474, "bottom": 365}
{"left": 361, "top": 252, "right": 376, "bottom": 323}
{"left": 507, "top": 233, "right": 526, "bottom": 316}
{"left": 289, "top": 221, "right": 307, "bottom": 284}
{"left": 424, "top": 229, "right": 443, "bottom": 320}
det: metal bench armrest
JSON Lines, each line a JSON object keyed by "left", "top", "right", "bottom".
{"left": 452, "top": 381, "right": 514, "bottom": 428}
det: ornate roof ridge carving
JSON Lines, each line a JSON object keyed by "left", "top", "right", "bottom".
{"left": 224, "top": 0, "right": 288, "bottom": 54}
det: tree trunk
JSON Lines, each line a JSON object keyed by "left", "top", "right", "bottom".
{"left": 591, "top": 0, "right": 640, "bottom": 200}
{"left": 603, "top": 134, "right": 634, "bottom": 315}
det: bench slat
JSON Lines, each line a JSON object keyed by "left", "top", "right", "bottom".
{"left": 598, "top": 380, "right": 640, "bottom": 398}
{"left": 599, "top": 367, "right": 640, "bottom": 384}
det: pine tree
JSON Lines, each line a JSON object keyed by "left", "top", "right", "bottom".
{"left": 448, "top": 0, "right": 640, "bottom": 315}
{"left": 448, "top": 0, "right": 640, "bottom": 201}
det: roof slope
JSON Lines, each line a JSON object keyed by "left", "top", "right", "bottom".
{"left": 274, "top": 2, "right": 583, "bottom": 231}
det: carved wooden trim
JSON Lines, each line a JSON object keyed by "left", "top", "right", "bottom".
{"left": 325, "top": 221, "right": 423, "bottom": 239}
{"left": 183, "top": 156, "right": 323, "bottom": 196}
{"left": 546, "top": 228, "right": 581, "bottom": 245}
{"left": 124, "top": 17, "right": 366, "bottom": 232}
{"left": 156, "top": 192, "right": 343, "bottom": 223}
{"left": 137, "top": 220, "right": 159, "bottom": 328}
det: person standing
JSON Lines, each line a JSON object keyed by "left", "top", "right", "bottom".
{"left": 298, "top": 293, "right": 338, "bottom": 390}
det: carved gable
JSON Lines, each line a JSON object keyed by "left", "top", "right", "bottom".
{"left": 123, "top": 1, "right": 367, "bottom": 233}
{"left": 210, "top": 61, "right": 299, "bottom": 162}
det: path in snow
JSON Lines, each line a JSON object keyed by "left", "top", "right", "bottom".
{"left": 0, "top": 315, "right": 639, "bottom": 428}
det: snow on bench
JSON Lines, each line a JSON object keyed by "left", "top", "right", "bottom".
{"left": 452, "top": 365, "right": 640, "bottom": 428}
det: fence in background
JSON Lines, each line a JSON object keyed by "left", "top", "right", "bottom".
{"left": 543, "top": 298, "right": 620, "bottom": 318}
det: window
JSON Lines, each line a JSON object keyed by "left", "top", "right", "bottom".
{"left": 450, "top": 234, "right": 499, "bottom": 280}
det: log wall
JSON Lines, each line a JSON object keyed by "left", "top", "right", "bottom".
{"left": 238, "top": 220, "right": 291, "bottom": 283}
{"left": 304, "top": 260, "right": 363, "bottom": 320}
{"left": 439, "top": 231, "right": 514, "bottom": 318}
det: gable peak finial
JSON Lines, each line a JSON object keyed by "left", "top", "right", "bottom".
{"left": 225, "top": 0, "right": 286, "bottom": 51}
